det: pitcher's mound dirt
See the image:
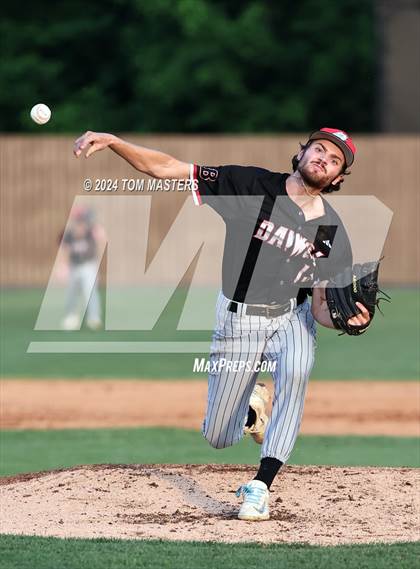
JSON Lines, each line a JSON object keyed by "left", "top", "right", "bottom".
{"left": 1, "top": 464, "right": 418, "bottom": 545}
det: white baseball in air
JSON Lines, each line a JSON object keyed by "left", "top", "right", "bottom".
{"left": 30, "top": 103, "right": 51, "bottom": 125}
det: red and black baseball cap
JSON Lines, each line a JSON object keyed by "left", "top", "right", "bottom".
{"left": 308, "top": 127, "right": 356, "bottom": 167}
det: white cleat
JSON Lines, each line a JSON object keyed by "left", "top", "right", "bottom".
{"left": 61, "top": 314, "right": 81, "bottom": 331}
{"left": 244, "top": 382, "right": 270, "bottom": 444}
{"left": 236, "top": 479, "right": 270, "bottom": 521}
{"left": 86, "top": 318, "right": 102, "bottom": 330}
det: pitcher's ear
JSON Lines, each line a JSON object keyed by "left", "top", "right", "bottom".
{"left": 332, "top": 175, "right": 344, "bottom": 187}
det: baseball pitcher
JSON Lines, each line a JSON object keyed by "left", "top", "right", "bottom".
{"left": 74, "top": 128, "right": 382, "bottom": 521}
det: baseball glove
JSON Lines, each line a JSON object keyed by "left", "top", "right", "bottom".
{"left": 325, "top": 261, "right": 390, "bottom": 336}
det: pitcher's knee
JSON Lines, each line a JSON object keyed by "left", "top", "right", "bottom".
{"left": 202, "top": 427, "right": 235, "bottom": 449}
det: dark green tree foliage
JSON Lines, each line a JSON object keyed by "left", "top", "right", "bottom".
{"left": 1, "top": 0, "right": 375, "bottom": 133}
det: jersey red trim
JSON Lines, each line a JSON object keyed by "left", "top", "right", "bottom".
{"left": 191, "top": 164, "right": 202, "bottom": 205}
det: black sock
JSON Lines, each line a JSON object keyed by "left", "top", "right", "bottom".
{"left": 245, "top": 406, "right": 256, "bottom": 427}
{"left": 254, "top": 457, "right": 283, "bottom": 489}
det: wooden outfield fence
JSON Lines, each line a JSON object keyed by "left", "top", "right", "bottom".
{"left": 1, "top": 134, "right": 419, "bottom": 286}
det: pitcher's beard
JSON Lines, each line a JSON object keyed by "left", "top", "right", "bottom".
{"left": 298, "top": 163, "right": 330, "bottom": 190}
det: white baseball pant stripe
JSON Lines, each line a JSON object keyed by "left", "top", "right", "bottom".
{"left": 202, "top": 292, "right": 316, "bottom": 463}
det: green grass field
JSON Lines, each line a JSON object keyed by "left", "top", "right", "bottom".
{"left": 1, "top": 535, "right": 419, "bottom": 569}
{"left": 1, "top": 287, "right": 419, "bottom": 568}
{"left": 1, "top": 428, "right": 419, "bottom": 476}
{"left": 1, "top": 287, "right": 419, "bottom": 379}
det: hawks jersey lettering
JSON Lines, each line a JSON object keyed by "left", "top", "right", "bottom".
{"left": 192, "top": 164, "right": 352, "bottom": 304}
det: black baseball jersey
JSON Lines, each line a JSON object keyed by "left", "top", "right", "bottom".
{"left": 192, "top": 164, "right": 352, "bottom": 305}
{"left": 63, "top": 228, "right": 97, "bottom": 265}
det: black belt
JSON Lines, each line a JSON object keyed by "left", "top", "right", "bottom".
{"left": 228, "top": 299, "right": 292, "bottom": 318}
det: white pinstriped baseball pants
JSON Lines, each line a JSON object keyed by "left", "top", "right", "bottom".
{"left": 202, "top": 292, "right": 317, "bottom": 463}
{"left": 66, "top": 261, "right": 101, "bottom": 322}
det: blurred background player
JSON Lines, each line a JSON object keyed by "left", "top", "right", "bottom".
{"left": 59, "top": 206, "right": 104, "bottom": 330}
